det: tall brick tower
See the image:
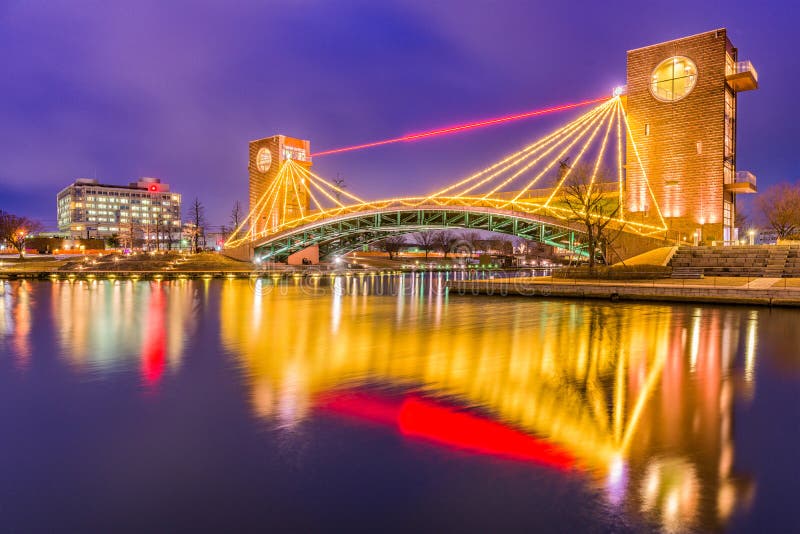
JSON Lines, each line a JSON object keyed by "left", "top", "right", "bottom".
{"left": 248, "top": 135, "right": 312, "bottom": 234}
{"left": 625, "top": 29, "right": 758, "bottom": 243}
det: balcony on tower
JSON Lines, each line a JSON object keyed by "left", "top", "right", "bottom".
{"left": 725, "top": 170, "right": 757, "bottom": 194}
{"left": 727, "top": 61, "right": 758, "bottom": 91}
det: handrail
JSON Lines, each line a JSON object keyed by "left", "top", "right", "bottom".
{"left": 732, "top": 61, "right": 758, "bottom": 82}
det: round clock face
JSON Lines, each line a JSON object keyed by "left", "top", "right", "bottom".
{"left": 256, "top": 147, "right": 272, "bottom": 173}
{"left": 650, "top": 56, "right": 697, "bottom": 102}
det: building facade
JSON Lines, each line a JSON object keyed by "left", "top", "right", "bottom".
{"left": 57, "top": 177, "right": 182, "bottom": 245}
{"left": 248, "top": 135, "right": 312, "bottom": 234}
{"left": 625, "top": 29, "right": 758, "bottom": 244}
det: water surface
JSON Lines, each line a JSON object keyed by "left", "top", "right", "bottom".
{"left": 1, "top": 275, "right": 798, "bottom": 532}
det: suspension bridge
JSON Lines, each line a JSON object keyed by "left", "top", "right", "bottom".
{"left": 224, "top": 93, "right": 668, "bottom": 262}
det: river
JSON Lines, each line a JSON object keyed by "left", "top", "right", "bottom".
{"left": 1, "top": 275, "right": 798, "bottom": 532}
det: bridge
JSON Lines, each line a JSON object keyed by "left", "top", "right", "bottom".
{"left": 225, "top": 95, "right": 669, "bottom": 262}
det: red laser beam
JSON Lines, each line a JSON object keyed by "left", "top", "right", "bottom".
{"left": 311, "top": 95, "right": 609, "bottom": 157}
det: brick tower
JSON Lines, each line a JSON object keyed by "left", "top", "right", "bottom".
{"left": 624, "top": 29, "right": 758, "bottom": 244}
{"left": 248, "top": 135, "right": 312, "bottom": 234}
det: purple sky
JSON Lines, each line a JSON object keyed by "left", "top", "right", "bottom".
{"left": 1, "top": 0, "right": 797, "bottom": 230}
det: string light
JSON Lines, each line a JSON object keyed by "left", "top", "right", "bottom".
{"left": 539, "top": 103, "right": 615, "bottom": 208}
{"left": 503, "top": 102, "right": 614, "bottom": 204}
{"left": 621, "top": 103, "right": 668, "bottom": 230}
{"left": 427, "top": 101, "right": 609, "bottom": 200}
{"left": 226, "top": 95, "right": 669, "bottom": 249}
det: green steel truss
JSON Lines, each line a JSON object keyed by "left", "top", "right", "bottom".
{"left": 253, "top": 207, "right": 588, "bottom": 261}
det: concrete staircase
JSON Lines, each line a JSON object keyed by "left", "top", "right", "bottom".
{"left": 785, "top": 245, "right": 800, "bottom": 277}
{"left": 764, "top": 246, "right": 789, "bottom": 277}
{"left": 669, "top": 245, "right": 794, "bottom": 277}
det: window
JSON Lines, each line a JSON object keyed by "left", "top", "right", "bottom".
{"left": 724, "top": 89, "right": 736, "bottom": 160}
{"left": 650, "top": 56, "right": 698, "bottom": 102}
{"left": 723, "top": 200, "right": 733, "bottom": 229}
{"left": 724, "top": 163, "right": 734, "bottom": 185}
{"left": 283, "top": 146, "right": 307, "bottom": 161}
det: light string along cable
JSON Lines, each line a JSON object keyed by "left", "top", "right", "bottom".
{"left": 226, "top": 95, "right": 668, "bottom": 248}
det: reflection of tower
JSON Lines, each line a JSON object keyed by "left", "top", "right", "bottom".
{"left": 625, "top": 29, "right": 758, "bottom": 243}
{"left": 248, "top": 135, "right": 312, "bottom": 234}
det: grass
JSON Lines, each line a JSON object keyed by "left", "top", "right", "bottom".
{"left": 0, "top": 252, "right": 252, "bottom": 273}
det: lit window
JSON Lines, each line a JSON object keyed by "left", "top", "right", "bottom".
{"left": 650, "top": 56, "right": 697, "bottom": 102}
{"left": 283, "top": 146, "right": 307, "bottom": 161}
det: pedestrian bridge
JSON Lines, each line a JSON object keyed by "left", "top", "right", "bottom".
{"left": 225, "top": 96, "right": 669, "bottom": 262}
{"left": 244, "top": 199, "right": 587, "bottom": 261}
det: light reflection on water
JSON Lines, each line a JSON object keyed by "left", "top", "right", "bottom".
{"left": 220, "top": 274, "right": 759, "bottom": 532}
{"left": 0, "top": 279, "right": 199, "bottom": 381}
{"left": 1, "top": 275, "right": 798, "bottom": 532}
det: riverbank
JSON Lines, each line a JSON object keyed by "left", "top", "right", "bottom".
{"left": 447, "top": 277, "right": 800, "bottom": 307}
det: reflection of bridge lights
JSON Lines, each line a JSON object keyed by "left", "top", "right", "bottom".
{"left": 640, "top": 458, "right": 700, "bottom": 533}
{"left": 606, "top": 455, "right": 628, "bottom": 505}
{"left": 744, "top": 311, "right": 758, "bottom": 383}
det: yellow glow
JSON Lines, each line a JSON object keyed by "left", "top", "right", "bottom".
{"left": 540, "top": 103, "right": 615, "bottom": 208}
{"left": 226, "top": 95, "right": 677, "bottom": 250}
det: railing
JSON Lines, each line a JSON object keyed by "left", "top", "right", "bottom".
{"left": 735, "top": 170, "right": 757, "bottom": 188}
{"left": 733, "top": 61, "right": 758, "bottom": 83}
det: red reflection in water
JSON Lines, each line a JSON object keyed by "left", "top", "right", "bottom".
{"left": 141, "top": 286, "right": 166, "bottom": 386}
{"left": 317, "top": 391, "right": 575, "bottom": 470}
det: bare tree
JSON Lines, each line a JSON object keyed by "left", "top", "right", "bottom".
{"left": 376, "top": 234, "right": 406, "bottom": 260}
{"left": 332, "top": 174, "right": 346, "bottom": 202}
{"left": 414, "top": 231, "right": 437, "bottom": 258}
{"left": 120, "top": 219, "right": 143, "bottom": 251}
{"left": 560, "top": 164, "right": 622, "bottom": 271}
{"left": 187, "top": 197, "right": 206, "bottom": 253}
{"left": 756, "top": 183, "right": 800, "bottom": 239}
{"left": 0, "top": 211, "right": 43, "bottom": 258}
{"left": 230, "top": 201, "right": 244, "bottom": 231}
{"left": 164, "top": 222, "right": 178, "bottom": 251}
{"left": 459, "top": 230, "right": 481, "bottom": 255}
{"left": 433, "top": 230, "right": 459, "bottom": 259}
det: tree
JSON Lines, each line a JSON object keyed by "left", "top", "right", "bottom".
{"left": 163, "top": 222, "right": 178, "bottom": 251}
{"left": 459, "top": 230, "right": 481, "bottom": 255}
{"left": 230, "top": 201, "right": 244, "bottom": 231}
{"left": 414, "top": 231, "right": 437, "bottom": 258}
{"left": 105, "top": 233, "right": 121, "bottom": 249}
{"left": 0, "top": 211, "right": 43, "bottom": 258}
{"left": 120, "top": 219, "right": 143, "bottom": 251}
{"left": 187, "top": 197, "right": 206, "bottom": 253}
{"left": 560, "top": 164, "right": 622, "bottom": 271}
{"left": 432, "top": 230, "right": 459, "bottom": 259}
{"left": 756, "top": 183, "right": 800, "bottom": 239}
{"left": 332, "top": 174, "right": 346, "bottom": 202}
{"left": 376, "top": 234, "right": 406, "bottom": 260}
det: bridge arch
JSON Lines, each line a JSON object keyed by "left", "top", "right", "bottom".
{"left": 251, "top": 205, "right": 588, "bottom": 261}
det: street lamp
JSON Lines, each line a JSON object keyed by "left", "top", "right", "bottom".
{"left": 748, "top": 229, "right": 756, "bottom": 246}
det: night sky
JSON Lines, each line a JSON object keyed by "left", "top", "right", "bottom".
{"left": 1, "top": 0, "right": 797, "bottom": 230}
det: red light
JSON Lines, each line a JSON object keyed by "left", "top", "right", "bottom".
{"left": 141, "top": 287, "right": 166, "bottom": 386}
{"left": 317, "top": 391, "right": 576, "bottom": 470}
{"left": 149, "top": 185, "right": 157, "bottom": 191}
{"left": 398, "top": 397, "right": 575, "bottom": 469}
{"left": 311, "top": 96, "right": 609, "bottom": 157}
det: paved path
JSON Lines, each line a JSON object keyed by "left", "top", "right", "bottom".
{"left": 746, "top": 277, "right": 781, "bottom": 289}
